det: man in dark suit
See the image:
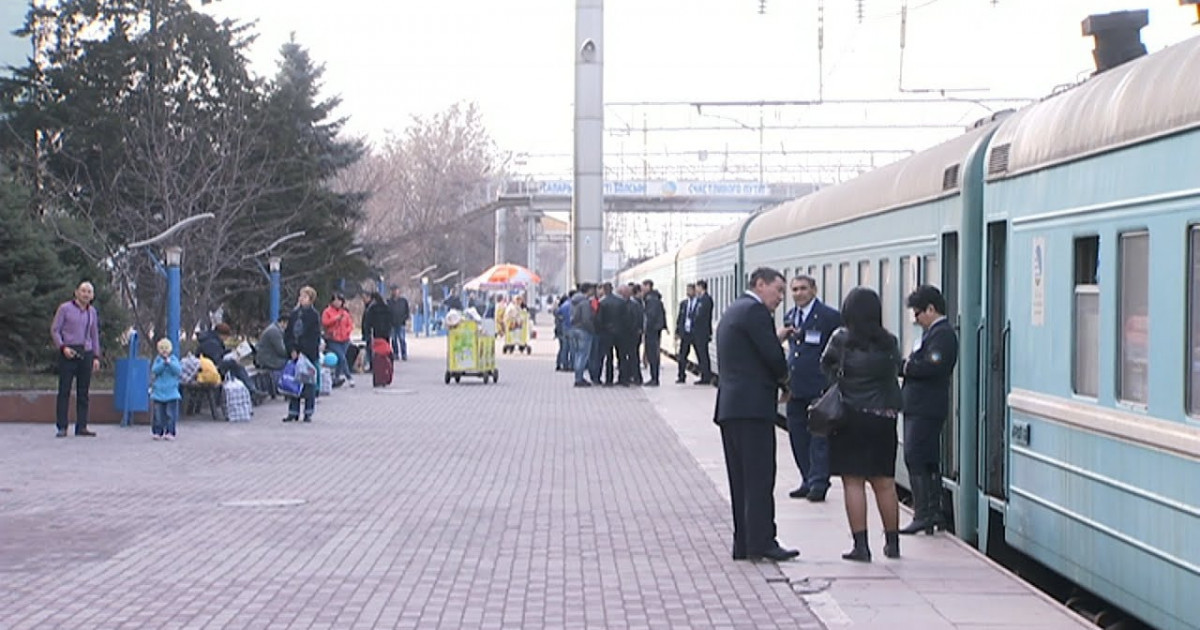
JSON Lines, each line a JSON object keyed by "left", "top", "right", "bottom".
{"left": 693, "top": 279, "right": 715, "bottom": 385}
{"left": 641, "top": 280, "right": 667, "bottom": 386}
{"left": 675, "top": 283, "right": 697, "bottom": 384}
{"left": 782, "top": 275, "right": 842, "bottom": 503}
{"left": 900, "top": 285, "right": 959, "bottom": 535}
{"left": 596, "top": 282, "right": 627, "bottom": 386}
{"left": 715, "top": 267, "right": 799, "bottom": 562}
{"left": 625, "top": 283, "right": 645, "bottom": 385}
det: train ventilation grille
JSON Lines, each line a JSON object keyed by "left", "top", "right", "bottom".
{"left": 942, "top": 164, "right": 961, "bottom": 191}
{"left": 988, "top": 143, "right": 1012, "bottom": 176}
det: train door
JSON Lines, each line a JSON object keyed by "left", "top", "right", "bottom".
{"left": 940, "top": 233, "right": 960, "bottom": 481}
{"left": 981, "top": 222, "right": 1009, "bottom": 502}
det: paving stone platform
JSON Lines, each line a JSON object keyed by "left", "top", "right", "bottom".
{"left": 0, "top": 329, "right": 821, "bottom": 630}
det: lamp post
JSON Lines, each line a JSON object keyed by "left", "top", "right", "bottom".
{"left": 421, "top": 276, "right": 431, "bottom": 338}
{"left": 245, "top": 230, "right": 305, "bottom": 322}
{"left": 268, "top": 256, "right": 282, "bottom": 323}
{"left": 165, "top": 246, "right": 182, "bottom": 358}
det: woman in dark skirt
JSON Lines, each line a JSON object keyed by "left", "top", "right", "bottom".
{"left": 820, "top": 287, "right": 903, "bottom": 562}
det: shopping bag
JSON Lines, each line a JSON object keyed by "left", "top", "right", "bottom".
{"left": 295, "top": 354, "right": 317, "bottom": 385}
{"left": 277, "top": 360, "right": 303, "bottom": 397}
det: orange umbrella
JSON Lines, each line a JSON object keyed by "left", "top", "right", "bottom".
{"left": 464, "top": 264, "right": 541, "bottom": 290}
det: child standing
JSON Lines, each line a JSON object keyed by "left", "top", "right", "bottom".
{"left": 151, "top": 339, "right": 182, "bottom": 440}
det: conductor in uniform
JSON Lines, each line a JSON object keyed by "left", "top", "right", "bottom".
{"left": 782, "top": 275, "right": 842, "bottom": 502}
{"left": 899, "top": 285, "right": 958, "bottom": 535}
{"left": 715, "top": 267, "right": 799, "bottom": 562}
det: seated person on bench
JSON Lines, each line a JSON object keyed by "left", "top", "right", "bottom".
{"left": 255, "top": 314, "right": 291, "bottom": 395}
{"left": 197, "top": 323, "right": 262, "bottom": 398}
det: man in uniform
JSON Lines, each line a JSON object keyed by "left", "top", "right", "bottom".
{"left": 715, "top": 267, "right": 798, "bottom": 562}
{"left": 900, "top": 285, "right": 958, "bottom": 535}
{"left": 781, "top": 275, "right": 842, "bottom": 502}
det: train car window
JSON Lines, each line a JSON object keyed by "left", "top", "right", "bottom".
{"left": 858, "top": 260, "right": 872, "bottom": 289}
{"left": 1118, "top": 232, "right": 1149, "bottom": 405}
{"left": 923, "top": 255, "right": 940, "bottom": 289}
{"left": 822, "top": 264, "right": 834, "bottom": 304}
{"left": 880, "top": 258, "right": 895, "bottom": 335}
{"left": 1189, "top": 227, "right": 1200, "bottom": 416}
{"left": 1073, "top": 236, "right": 1100, "bottom": 397}
{"left": 839, "top": 262, "right": 852, "bottom": 307}
{"left": 900, "top": 256, "right": 919, "bottom": 355}
{"left": 808, "top": 265, "right": 817, "bottom": 278}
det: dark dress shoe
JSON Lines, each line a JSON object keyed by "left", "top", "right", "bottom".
{"left": 675, "top": 377, "right": 686, "bottom": 384}
{"left": 55, "top": 430, "right": 67, "bottom": 438}
{"left": 789, "top": 486, "right": 810, "bottom": 499}
{"left": 694, "top": 379, "right": 712, "bottom": 386}
{"left": 76, "top": 430, "right": 97, "bottom": 437}
{"left": 645, "top": 381, "right": 660, "bottom": 387}
{"left": 806, "top": 487, "right": 828, "bottom": 502}
{"left": 751, "top": 545, "right": 800, "bottom": 562}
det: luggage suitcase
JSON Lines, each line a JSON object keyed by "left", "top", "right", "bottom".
{"left": 372, "top": 353, "right": 393, "bottom": 386}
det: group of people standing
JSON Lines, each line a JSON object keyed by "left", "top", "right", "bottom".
{"left": 556, "top": 280, "right": 668, "bottom": 388}
{"left": 715, "top": 268, "right": 958, "bottom": 563}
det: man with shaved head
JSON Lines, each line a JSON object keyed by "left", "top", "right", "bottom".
{"left": 50, "top": 281, "right": 103, "bottom": 438}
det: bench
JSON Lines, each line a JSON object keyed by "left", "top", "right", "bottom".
{"left": 181, "top": 382, "right": 225, "bottom": 421}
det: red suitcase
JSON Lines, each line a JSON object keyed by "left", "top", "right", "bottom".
{"left": 372, "top": 353, "right": 393, "bottom": 386}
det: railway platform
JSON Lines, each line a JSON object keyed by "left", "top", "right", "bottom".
{"left": 0, "top": 324, "right": 1090, "bottom": 629}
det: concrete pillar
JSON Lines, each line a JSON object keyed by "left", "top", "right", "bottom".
{"left": 495, "top": 205, "right": 507, "bottom": 264}
{"left": 573, "top": 0, "right": 604, "bottom": 285}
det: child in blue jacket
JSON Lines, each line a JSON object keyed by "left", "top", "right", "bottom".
{"left": 151, "top": 339, "right": 182, "bottom": 440}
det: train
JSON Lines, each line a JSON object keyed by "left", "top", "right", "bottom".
{"left": 617, "top": 34, "right": 1200, "bottom": 630}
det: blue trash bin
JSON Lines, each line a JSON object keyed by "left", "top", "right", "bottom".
{"left": 114, "top": 358, "right": 150, "bottom": 426}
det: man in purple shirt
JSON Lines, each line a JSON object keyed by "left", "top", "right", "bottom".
{"left": 50, "top": 282, "right": 103, "bottom": 438}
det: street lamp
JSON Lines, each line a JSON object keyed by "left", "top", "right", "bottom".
{"left": 125, "top": 213, "right": 215, "bottom": 358}
{"left": 244, "top": 230, "right": 306, "bottom": 323}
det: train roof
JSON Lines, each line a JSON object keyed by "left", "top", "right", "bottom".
{"left": 619, "top": 250, "right": 676, "bottom": 280}
{"left": 986, "top": 34, "right": 1200, "bottom": 180}
{"left": 677, "top": 217, "right": 752, "bottom": 259}
{"left": 745, "top": 124, "right": 994, "bottom": 247}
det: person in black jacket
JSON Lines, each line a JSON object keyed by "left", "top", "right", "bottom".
{"left": 625, "top": 283, "right": 645, "bottom": 385}
{"left": 596, "top": 283, "right": 628, "bottom": 386}
{"left": 197, "top": 323, "right": 260, "bottom": 397}
{"left": 820, "top": 287, "right": 904, "bottom": 562}
{"left": 899, "top": 285, "right": 959, "bottom": 535}
{"left": 714, "top": 267, "right": 797, "bottom": 563}
{"left": 641, "top": 280, "right": 667, "bottom": 386}
{"left": 387, "top": 287, "right": 410, "bottom": 361}
{"left": 284, "top": 286, "right": 321, "bottom": 422}
{"left": 693, "top": 279, "right": 715, "bottom": 384}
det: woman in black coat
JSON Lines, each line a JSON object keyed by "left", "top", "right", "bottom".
{"left": 820, "top": 287, "right": 904, "bottom": 562}
{"left": 284, "top": 286, "right": 321, "bottom": 422}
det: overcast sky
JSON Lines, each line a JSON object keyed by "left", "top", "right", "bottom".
{"left": 200, "top": 0, "right": 1199, "bottom": 157}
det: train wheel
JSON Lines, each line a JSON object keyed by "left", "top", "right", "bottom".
{"left": 454, "top": 375, "right": 461, "bottom": 383}
{"left": 493, "top": 370, "right": 499, "bottom": 383}
{"left": 443, "top": 371, "right": 451, "bottom": 384}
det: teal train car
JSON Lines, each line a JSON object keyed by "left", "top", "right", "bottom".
{"left": 982, "top": 35, "right": 1200, "bottom": 630}
{"left": 614, "top": 33, "right": 1200, "bottom": 629}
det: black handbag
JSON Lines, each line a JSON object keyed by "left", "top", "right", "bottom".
{"left": 807, "top": 372, "right": 845, "bottom": 437}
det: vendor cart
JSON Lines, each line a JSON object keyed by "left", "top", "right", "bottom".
{"left": 445, "top": 318, "right": 497, "bottom": 384}
{"left": 502, "top": 308, "right": 532, "bottom": 355}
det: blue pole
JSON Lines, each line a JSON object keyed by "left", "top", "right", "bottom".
{"left": 121, "top": 330, "right": 140, "bottom": 427}
{"left": 269, "top": 256, "right": 281, "bottom": 323}
{"left": 421, "top": 280, "right": 430, "bottom": 338}
{"left": 377, "top": 275, "right": 386, "bottom": 296}
{"left": 166, "top": 247, "right": 181, "bottom": 358}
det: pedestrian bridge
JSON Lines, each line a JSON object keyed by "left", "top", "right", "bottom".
{"left": 499, "top": 179, "right": 817, "bottom": 214}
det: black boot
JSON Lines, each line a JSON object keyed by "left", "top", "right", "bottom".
{"left": 841, "top": 530, "right": 871, "bottom": 562}
{"left": 899, "top": 472, "right": 935, "bottom": 535}
{"left": 884, "top": 531, "right": 900, "bottom": 559}
{"left": 927, "top": 471, "right": 945, "bottom": 531}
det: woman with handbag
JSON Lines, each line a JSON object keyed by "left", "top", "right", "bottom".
{"left": 819, "top": 287, "right": 903, "bottom": 562}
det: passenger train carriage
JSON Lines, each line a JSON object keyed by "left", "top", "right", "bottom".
{"left": 616, "top": 34, "right": 1200, "bottom": 629}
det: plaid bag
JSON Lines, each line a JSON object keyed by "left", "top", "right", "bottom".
{"left": 319, "top": 367, "right": 333, "bottom": 396}
{"left": 181, "top": 355, "right": 201, "bottom": 383}
{"left": 223, "top": 376, "right": 253, "bottom": 422}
